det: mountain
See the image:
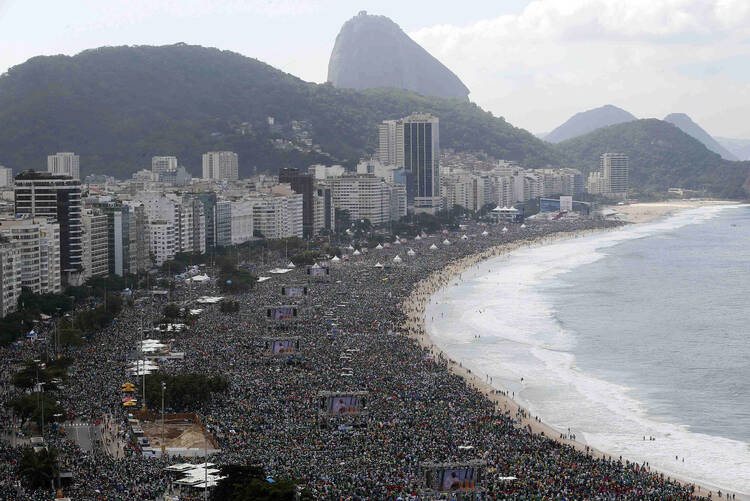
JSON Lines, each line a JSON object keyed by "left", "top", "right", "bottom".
{"left": 0, "top": 44, "right": 554, "bottom": 180}
{"left": 545, "top": 105, "right": 637, "bottom": 143}
{"left": 663, "top": 113, "right": 738, "bottom": 161}
{"left": 327, "top": 11, "right": 470, "bottom": 101}
{"left": 716, "top": 137, "right": 750, "bottom": 161}
{"left": 556, "top": 119, "right": 750, "bottom": 198}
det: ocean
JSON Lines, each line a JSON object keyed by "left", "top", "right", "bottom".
{"left": 425, "top": 204, "right": 750, "bottom": 496}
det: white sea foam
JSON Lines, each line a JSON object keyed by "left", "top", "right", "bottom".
{"left": 426, "top": 205, "right": 749, "bottom": 496}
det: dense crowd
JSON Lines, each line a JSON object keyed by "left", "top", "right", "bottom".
{"left": 0, "top": 218, "right": 717, "bottom": 500}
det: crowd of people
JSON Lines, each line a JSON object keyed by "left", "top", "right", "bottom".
{"left": 0, "top": 217, "right": 718, "bottom": 500}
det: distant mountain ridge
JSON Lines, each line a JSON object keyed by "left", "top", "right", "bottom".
{"left": 0, "top": 44, "right": 549, "bottom": 180}
{"left": 556, "top": 119, "right": 750, "bottom": 198}
{"left": 327, "top": 11, "right": 470, "bottom": 100}
{"left": 545, "top": 105, "right": 637, "bottom": 143}
{"left": 663, "top": 113, "right": 738, "bottom": 161}
{"left": 716, "top": 137, "right": 750, "bottom": 161}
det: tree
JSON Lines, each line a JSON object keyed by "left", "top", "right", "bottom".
{"left": 163, "top": 303, "right": 181, "bottom": 320}
{"left": 18, "top": 447, "right": 59, "bottom": 490}
{"left": 144, "top": 373, "right": 229, "bottom": 412}
{"left": 9, "top": 394, "right": 65, "bottom": 427}
{"left": 211, "top": 465, "right": 312, "bottom": 501}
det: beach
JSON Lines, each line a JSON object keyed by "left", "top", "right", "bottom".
{"left": 403, "top": 199, "right": 748, "bottom": 500}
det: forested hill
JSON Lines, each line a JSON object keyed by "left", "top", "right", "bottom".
{"left": 556, "top": 119, "right": 750, "bottom": 198}
{"left": 0, "top": 44, "right": 555, "bottom": 179}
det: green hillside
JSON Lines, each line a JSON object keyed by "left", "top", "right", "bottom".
{"left": 556, "top": 119, "right": 750, "bottom": 198}
{"left": 0, "top": 44, "right": 556, "bottom": 179}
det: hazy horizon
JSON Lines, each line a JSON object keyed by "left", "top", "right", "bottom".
{"left": 1, "top": 0, "right": 749, "bottom": 138}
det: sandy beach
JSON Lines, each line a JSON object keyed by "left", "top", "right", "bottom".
{"left": 401, "top": 199, "right": 747, "bottom": 501}
{"left": 610, "top": 199, "right": 740, "bottom": 223}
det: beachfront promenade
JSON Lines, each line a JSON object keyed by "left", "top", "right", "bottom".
{"left": 0, "top": 218, "right": 721, "bottom": 500}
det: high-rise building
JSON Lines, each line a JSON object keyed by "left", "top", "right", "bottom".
{"left": 313, "top": 185, "right": 335, "bottom": 235}
{"left": 391, "top": 113, "right": 440, "bottom": 212}
{"left": 0, "top": 237, "right": 21, "bottom": 318}
{"left": 230, "top": 201, "right": 254, "bottom": 245}
{"left": 0, "top": 166, "right": 13, "bottom": 187}
{"left": 600, "top": 153, "right": 629, "bottom": 197}
{"left": 328, "top": 174, "right": 395, "bottom": 225}
{"left": 149, "top": 220, "right": 176, "bottom": 266}
{"left": 202, "top": 151, "right": 238, "bottom": 181}
{"left": 278, "top": 168, "right": 314, "bottom": 238}
{"left": 191, "top": 193, "right": 217, "bottom": 249}
{"left": 151, "top": 156, "right": 178, "bottom": 176}
{"left": 248, "top": 187, "right": 303, "bottom": 239}
{"left": 215, "top": 201, "right": 232, "bottom": 247}
{"left": 14, "top": 171, "right": 83, "bottom": 275}
{"left": 377, "top": 120, "right": 398, "bottom": 165}
{"left": 0, "top": 217, "right": 61, "bottom": 295}
{"left": 47, "top": 152, "right": 80, "bottom": 180}
{"left": 81, "top": 208, "right": 109, "bottom": 279}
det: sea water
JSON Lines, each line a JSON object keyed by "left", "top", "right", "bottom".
{"left": 425, "top": 205, "right": 750, "bottom": 495}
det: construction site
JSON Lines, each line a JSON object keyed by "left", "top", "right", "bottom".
{"left": 131, "top": 411, "right": 219, "bottom": 457}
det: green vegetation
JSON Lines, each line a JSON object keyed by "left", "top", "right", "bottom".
{"left": 11, "top": 358, "right": 72, "bottom": 390}
{"left": 18, "top": 447, "right": 60, "bottom": 490}
{"left": 144, "top": 373, "right": 229, "bottom": 412}
{"left": 9, "top": 393, "right": 66, "bottom": 427}
{"left": 211, "top": 465, "right": 312, "bottom": 501}
{"left": 0, "top": 44, "right": 556, "bottom": 180}
{"left": 289, "top": 251, "right": 320, "bottom": 266}
{"left": 556, "top": 119, "right": 750, "bottom": 198}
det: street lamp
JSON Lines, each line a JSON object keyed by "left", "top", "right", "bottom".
{"left": 161, "top": 382, "right": 166, "bottom": 456}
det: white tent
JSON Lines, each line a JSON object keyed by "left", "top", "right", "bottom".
{"left": 375, "top": 244, "right": 383, "bottom": 250}
{"left": 190, "top": 274, "right": 210, "bottom": 283}
{"left": 311, "top": 262, "right": 321, "bottom": 268}
{"left": 461, "top": 235, "right": 468, "bottom": 240}
{"left": 521, "top": 224, "right": 527, "bottom": 228}
{"left": 407, "top": 248, "right": 416, "bottom": 256}
{"left": 394, "top": 239, "right": 401, "bottom": 245}
{"left": 374, "top": 262, "right": 384, "bottom": 268}
{"left": 414, "top": 235, "right": 422, "bottom": 240}
{"left": 393, "top": 255, "right": 402, "bottom": 263}
{"left": 481, "top": 230, "right": 489, "bottom": 236}
{"left": 352, "top": 249, "right": 361, "bottom": 256}
{"left": 331, "top": 256, "right": 341, "bottom": 262}
{"left": 443, "top": 239, "right": 451, "bottom": 245}
{"left": 347, "top": 245, "right": 355, "bottom": 250}
{"left": 502, "top": 227, "right": 508, "bottom": 233}
{"left": 429, "top": 243, "right": 438, "bottom": 250}
{"left": 286, "top": 262, "right": 296, "bottom": 268}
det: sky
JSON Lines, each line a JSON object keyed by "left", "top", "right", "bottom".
{"left": 1, "top": 0, "right": 749, "bottom": 138}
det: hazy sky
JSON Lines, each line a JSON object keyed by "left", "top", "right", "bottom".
{"left": 1, "top": 0, "right": 749, "bottom": 137}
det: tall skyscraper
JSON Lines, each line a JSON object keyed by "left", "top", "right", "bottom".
{"left": 0, "top": 216, "right": 61, "bottom": 295}
{"left": 152, "top": 156, "right": 178, "bottom": 176}
{"left": 377, "top": 120, "right": 398, "bottom": 165}
{"left": 279, "top": 167, "right": 314, "bottom": 238}
{"left": 0, "top": 237, "right": 21, "bottom": 318}
{"left": 14, "top": 171, "right": 82, "bottom": 274}
{"left": 600, "top": 153, "right": 629, "bottom": 197}
{"left": 47, "top": 152, "right": 80, "bottom": 180}
{"left": 396, "top": 113, "right": 440, "bottom": 213}
{"left": 202, "top": 151, "right": 238, "bottom": 181}
{"left": 81, "top": 208, "right": 109, "bottom": 279}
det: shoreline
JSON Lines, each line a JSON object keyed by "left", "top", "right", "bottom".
{"left": 402, "top": 202, "right": 747, "bottom": 500}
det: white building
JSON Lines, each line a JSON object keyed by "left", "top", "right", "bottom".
{"left": 202, "top": 151, "right": 238, "bottom": 182}
{"left": 152, "top": 156, "right": 178, "bottom": 176}
{"left": 47, "top": 152, "right": 80, "bottom": 180}
{"left": 0, "top": 238, "right": 21, "bottom": 318}
{"left": 81, "top": 208, "right": 109, "bottom": 279}
{"left": 248, "top": 187, "right": 303, "bottom": 239}
{"left": 149, "top": 220, "right": 176, "bottom": 266}
{"left": 230, "top": 201, "right": 254, "bottom": 245}
{"left": 600, "top": 153, "right": 629, "bottom": 197}
{"left": 377, "top": 120, "right": 398, "bottom": 166}
{"left": 0, "top": 217, "right": 61, "bottom": 295}
{"left": 0, "top": 166, "right": 12, "bottom": 187}
{"left": 308, "top": 164, "right": 346, "bottom": 180}
{"left": 327, "top": 174, "right": 395, "bottom": 225}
